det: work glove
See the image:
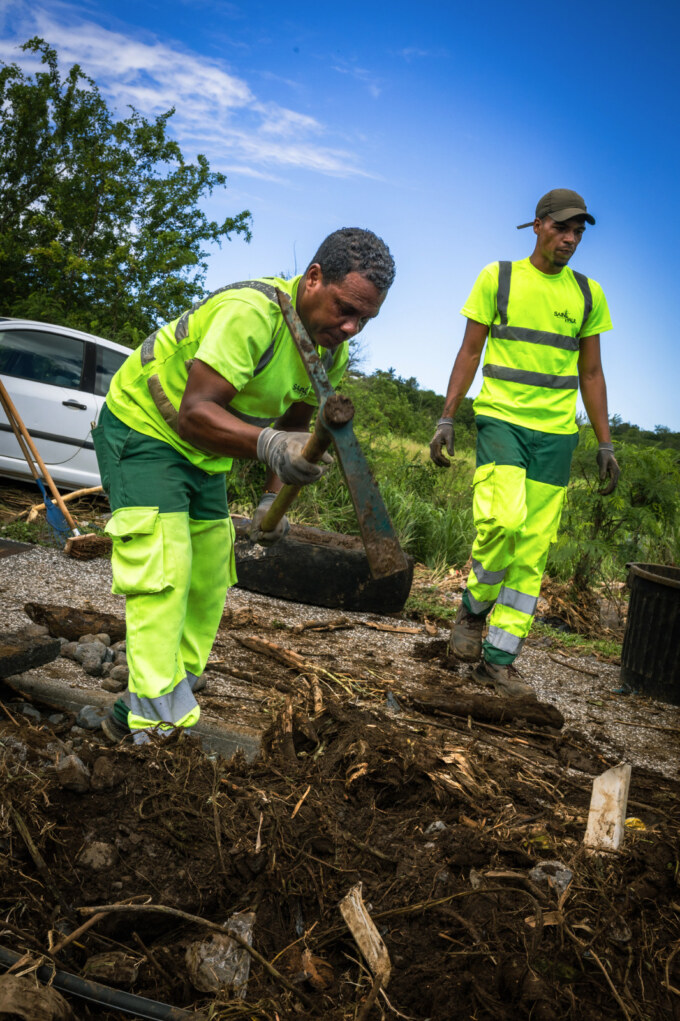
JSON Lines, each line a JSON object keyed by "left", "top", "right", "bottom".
{"left": 256, "top": 427, "right": 333, "bottom": 486}
{"left": 429, "top": 417, "right": 455, "bottom": 467}
{"left": 249, "top": 492, "right": 290, "bottom": 547}
{"left": 596, "top": 442, "right": 620, "bottom": 495}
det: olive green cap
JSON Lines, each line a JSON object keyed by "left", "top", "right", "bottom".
{"left": 517, "top": 189, "right": 596, "bottom": 228}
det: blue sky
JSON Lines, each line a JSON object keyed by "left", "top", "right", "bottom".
{"left": 2, "top": 0, "right": 678, "bottom": 430}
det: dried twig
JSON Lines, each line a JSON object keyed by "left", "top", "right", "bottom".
{"left": 547, "top": 653, "right": 599, "bottom": 677}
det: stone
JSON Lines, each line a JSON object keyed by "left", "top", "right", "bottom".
{"left": 48, "top": 713, "right": 66, "bottom": 725}
{"left": 82, "top": 952, "right": 139, "bottom": 986}
{"left": 60, "top": 642, "right": 78, "bottom": 659}
{"left": 74, "top": 641, "right": 107, "bottom": 665}
{"left": 78, "top": 841, "right": 116, "bottom": 869}
{"left": 101, "top": 676, "right": 127, "bottom": 693}
{"left": 82, "top": 657, "right": 103, "bottom": 677}
{"left": 91, "top": 756, "right": 123, "bottom": 790}
{"left": 94, "top": 633, "right": 111, "bottom": 647}
{"left": 20, "top": 704, "right": 42, "bottom": 722}
{"left": 113, "top": 651, "right": 128, "bottom": 667}
{"left": 76, "top": 705, "right": 109, "bottom": 730}
{"left": 53, "top": 754, "right": 90, "bottom": 792}
{"left": 109, "top": 665, "right": 129, "bottom": 684}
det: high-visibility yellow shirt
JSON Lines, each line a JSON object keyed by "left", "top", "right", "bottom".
{"left": 461, "top": 258, "right": 612, "bottom": 434}
{"left": 106, "top": 276, "right": 349, "bottom": 473}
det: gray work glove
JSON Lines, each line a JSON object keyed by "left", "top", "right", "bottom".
{"left": 256, "top": 427, "right": 332, "bottom": 486}
{"left": 429, "top": 417, "right": 455, "bottom": 467}
{"left": 249, "top": 492, "right": 290, "bottom": 547}
{"left": 596, "top": 442, "right": 620, "bottom": 495}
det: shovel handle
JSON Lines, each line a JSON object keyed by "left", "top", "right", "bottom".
{"left": 259, "top": 414, "right": 333, "bottom": 532}
{"left": 0, "top": 379, "right": 80, "bottom": 533}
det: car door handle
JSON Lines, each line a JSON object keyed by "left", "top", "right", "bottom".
{"left": 62, "top": 399, "right": 88, "bottom": 410}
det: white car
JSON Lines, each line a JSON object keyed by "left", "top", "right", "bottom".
{"left": 0, "top": 318, "right": 131, "bottom": 490}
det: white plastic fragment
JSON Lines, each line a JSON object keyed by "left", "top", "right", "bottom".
{"left": 338, "top": 882, "right": 391, "bottom": 986}
{"left": 584, "top": 763, "right": 632, "bottom": 852}
{"left": 185, "top": 910, "right": 255, "bottom": 996}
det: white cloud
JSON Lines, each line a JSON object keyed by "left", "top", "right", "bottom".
{"left": 0, "top": 3, "right": 372, "bottom": 179}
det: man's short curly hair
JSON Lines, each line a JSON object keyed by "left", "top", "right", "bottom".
{"left": 307, "top": 228, "right": 395, "bottom": 293}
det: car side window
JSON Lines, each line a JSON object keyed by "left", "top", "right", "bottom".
{"left": 0, "top": 329, "right": 84, "bottom": 388}
{"left": 94, "top": 346, "right": 128, "bottom": 397}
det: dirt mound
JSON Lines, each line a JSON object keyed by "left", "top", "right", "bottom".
{"left": 0, "top": 693, "right": 678, "bottom": 1020}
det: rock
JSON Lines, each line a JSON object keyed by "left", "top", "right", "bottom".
{"left": 113, "top": 651, "right": 127, "bottom": 667}
{"left": 109, "top": 665, "right": 129, "bottom": 684}
{"left": 60, "top": 642, "right": 78, "bottom": 659}
{"left": 78, "top": 841, "right": 116, "bottom": 869}
{"left": 101, "top": 675, "right": 127, "bottom": 693}
{"left": 20, "top": 623, "right": 50, "bottom": 638}
{"left": 111, "top": 640, "right": 126, "bottom": 653}
{"left": 424, "top": 820, "right": 448, "bottom": 836}
{"left": 94, "top": 633, "right": 111, "bottom": 647}
{"left": 20, "top": 704, "right": 42, "bottom": 722}
{"left": 103, "top": 648, "right": 114, "bottom": 663}
{"left": 76, "top": 706, "right": 109, "bottom": 730}
{"left": 82, "top": 657, "right": 103, "bottom": 677}
{"left": 78, "top": 634, "right": 99, "bottom": 644}
{"left": 528, "top": 861, "right": 573, "bottom": 898}
{"left": 48, "top": 713, "right": 66, "bottom": 725}
{"left": 101, "top": 662, "right": 113, "bottom": 677}
{"left": 82, "top": 952, "right": 139, "bottom": 987}
{"left": 90, "top": 756, "right": 123, "bottom": 790}
{"left": 74, "top": 641, "right": 107, "bottom": 664}
{"left": 53, "top": 754, "right": 90, "bottom": 792}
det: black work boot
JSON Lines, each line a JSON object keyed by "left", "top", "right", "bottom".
{"left": 472, "top": 659, "right": 534, "bottom": 698}
{"left": 448, "top": 601, "right": 486, "bottom": 662}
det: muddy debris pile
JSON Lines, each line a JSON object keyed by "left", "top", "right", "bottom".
{"left": 0, "top": 679, "right": 678, "bottom": 1021}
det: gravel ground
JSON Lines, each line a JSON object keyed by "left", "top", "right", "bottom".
{"left": 1, "top": 543, "right": 678, "bottom": 777}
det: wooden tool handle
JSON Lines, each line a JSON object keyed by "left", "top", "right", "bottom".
{"left": 258, "top": 416, "right": 332, "bottom": 533}
{"left": 0, "top": 386, "right": 41, "bottom": 482}
{"left": 0, "top": 379, "right": 79, "bottom": 533}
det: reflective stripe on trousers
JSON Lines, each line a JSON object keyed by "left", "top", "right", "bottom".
{"left": 465, "top": 464, "right": 566, "bottom": 665}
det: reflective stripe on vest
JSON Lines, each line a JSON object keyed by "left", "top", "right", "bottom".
{"left": 486, "top": 261, "right": 592, "bottom": 392}
{"left": 487, "top": 625, "right": 524, "bottom": 655}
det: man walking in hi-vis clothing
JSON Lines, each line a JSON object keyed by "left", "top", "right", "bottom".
{"left": 430, "top": 190, "right": 620, "bottom": 696}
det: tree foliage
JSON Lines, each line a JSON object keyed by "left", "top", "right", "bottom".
{"left": 0, "top": 38, "right": 252, "bottom": 345}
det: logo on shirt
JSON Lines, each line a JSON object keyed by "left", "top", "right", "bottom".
{"left": 554, "top": 309, "right": 576, "bottom": 324}
{"left": 293, "top": 382, "right": 311, "bottom": 397}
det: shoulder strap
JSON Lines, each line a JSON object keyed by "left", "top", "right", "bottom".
{"left": 571, "top": 271, "right": 593, "bottom": 335}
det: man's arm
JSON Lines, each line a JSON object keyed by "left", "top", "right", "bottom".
{"left": 578, "top": 335, "right": 611, "bottom": 443}
{"left": 178, "top": 359, "right": 260, "bottom": 457}
{"left": 578, "top": 335, "right": 620, "bottom": 494}
{"left": 430, "top": 319, "right": 487, "bottom": 467}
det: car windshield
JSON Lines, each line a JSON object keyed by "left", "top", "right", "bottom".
{"left": 94, "top": 345, "right": 129, "bottom": 397}
{"left": 0, "top": 329, "right": 84, "bottom": 388}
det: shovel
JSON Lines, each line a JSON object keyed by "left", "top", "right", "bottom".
{"left": 257, "top": 291, "right": 409, "bottom": 580}
{"left": 0, "top": 379, "right": 85, "bottom": 547}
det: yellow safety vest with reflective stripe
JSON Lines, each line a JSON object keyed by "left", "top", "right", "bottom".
{"left": 106, "top": 276, "right": 348, "bottom": 473}
{"left": 463, "top": 259, "right": 612, "bottom": 434}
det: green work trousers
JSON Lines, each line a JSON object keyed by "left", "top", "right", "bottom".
{"left": 93, "top": 405, "right": 236, "bottom": 733}
{"left": 463, "top": 415, "right": 578, "bottom": 665}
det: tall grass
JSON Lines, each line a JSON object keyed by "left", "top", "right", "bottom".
{"left": 229, "top": 432, "right": 477, "bottom": 570}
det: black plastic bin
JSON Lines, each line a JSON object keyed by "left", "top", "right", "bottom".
{"left": 620, "top": 563, "right": 680, "bottom": 704}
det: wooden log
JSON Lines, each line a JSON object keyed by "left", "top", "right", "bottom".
{"left": 0, "top": 630, "right": 61, "bottom": 679}
{"left": 233, "top": 635, "right": 308, "bottom": 671}
{"left": 23, "top": 602, "right": 125, "bottom": 642}
{"left": 408, "top": 693, "right": 564, "bottom": 730}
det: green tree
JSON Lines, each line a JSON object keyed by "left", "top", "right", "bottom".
{"left": 0, "top": 38, "right": 251, "bottom": 345}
